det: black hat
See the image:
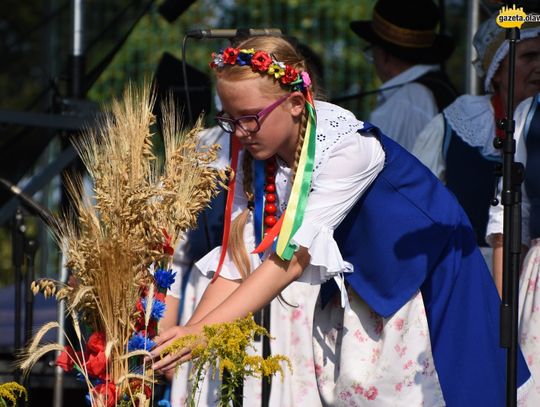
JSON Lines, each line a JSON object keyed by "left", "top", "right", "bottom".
{"left": 350, "top": 0, "right": 455, "bottom": 64}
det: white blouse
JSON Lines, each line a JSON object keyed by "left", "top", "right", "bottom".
{"left": 369, "top": 64, "right": 440, "bottom": 153}
{"left": 486, "top": 96, "right": 532, "bottom": 245}
{"left": 195, "top": 101, "right": 385, "bottom": 290}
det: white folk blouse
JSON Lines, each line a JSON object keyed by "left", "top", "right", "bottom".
{"left": 195, "top": 101, "right": 385, "bottom": 296}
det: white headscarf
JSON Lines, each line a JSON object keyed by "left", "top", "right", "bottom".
{"left": 473, "top": 16, "right": 540, "bottom": 92}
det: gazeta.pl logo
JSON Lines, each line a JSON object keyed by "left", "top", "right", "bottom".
{"left": 496, "top": 4, "right": 540, "bottom": 28}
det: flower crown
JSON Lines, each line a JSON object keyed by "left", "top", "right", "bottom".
{"left": 209, "top": 47, "right": 312, "bottom": 92}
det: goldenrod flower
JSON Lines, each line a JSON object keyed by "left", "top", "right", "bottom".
{"left": 162, "top": 314, "right": 291, "bottom": 406}
{"left": 0, "top": 382, "right": 27, "bottom": 407}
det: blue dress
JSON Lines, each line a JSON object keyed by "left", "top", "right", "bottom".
{"left": 321, "top": 125, "right": 531, "bottom": 406}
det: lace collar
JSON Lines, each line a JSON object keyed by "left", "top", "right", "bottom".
{"left": 443, "top": 95, "right": 498, "bottom": 157}
{"left": 275, "top": 101, "right": 365, "bottom": 180}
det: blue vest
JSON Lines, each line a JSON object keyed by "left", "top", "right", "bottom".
{"left": 443, "top": 120, "right": 500, "bottom": 247}
{"left": 524, "top": 95, "right": 540, "bottom": 240}
{"left": 325, "top": 126, "right": 529, "bottom": 406}
{"left": 187, "top": 193, "right": 226, "bottom": 261}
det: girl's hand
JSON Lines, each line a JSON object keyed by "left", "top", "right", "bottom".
{"left": 149, "top": 325, "right": 201, "bottom": 374}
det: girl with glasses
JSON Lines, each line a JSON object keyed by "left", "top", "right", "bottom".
{"left": 151, "top": 36, "right": 535, "bottom": 406}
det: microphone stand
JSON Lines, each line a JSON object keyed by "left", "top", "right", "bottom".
{"left": 24, "top": 239, "right": 39, "bottom": 346}
{"left": 494, "top": 26, "right": 522, "bottom": 407}
{"left": 0, "top": 178, "right": 55, "bottom": 405}
{"left": 22, "top": 237, "right": 38, "bottom": 407}
{"left": 12, "top": 208, "right": 25, "bottom": 366}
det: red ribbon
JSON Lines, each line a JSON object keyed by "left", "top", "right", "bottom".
{"left": 252, "top": 210, "right": 285, "bottom": 255}
{"left": 211, "top": 135, "right": 242, "bottom": 283}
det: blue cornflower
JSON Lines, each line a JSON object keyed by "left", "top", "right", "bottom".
{"left": 237, "top": 52, "right": 253, "bottom": 66}
{"left": 128, "top": 332, "right": 156, "bottom": 352}
{"left": 141, "top": 297, "right": 166, "bottom": 320}
{"left": 154, "top": 268, "right": 176, "bottom": 290}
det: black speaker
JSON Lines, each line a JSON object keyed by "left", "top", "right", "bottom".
{"left": 158, "top": 0, "right": 198, "bottom": 23}
{"left": 152, "top": 51, "right": 212, "bottom": 124}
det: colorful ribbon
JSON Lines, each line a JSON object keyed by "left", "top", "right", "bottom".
{"left": 212, "top": 91, "right": 317, "bottom": 282}
{"left": 253, "top": 91, "right": 317, "bottom": 260}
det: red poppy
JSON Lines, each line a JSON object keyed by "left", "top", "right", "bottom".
{"left": 93, "top": 382, "right": 117, "bottom": 407}
{"left": 251, "top": 51, "right": 272, "bottom": 72}
{"left": 87, "top": 331, "right": 106, "bottom": 354}
{"left": 56, "top": 346, "right": 76, "bottom": 372}
{"left": 85, "top": 351, "right": 107, "bottom": 379}
{"left": 134, "top": 318, "right": 157, "bottom": 338}
{"left": 136, "top": 298, "right": 144, "bottom": 313}
{"left": 222, "top": 47, "right": 239, "bottom": 64}
{"left": 162, "top": 228, "right": 174, "bottom": 256}
{"left": 281, "top": 66, "right": 298, "bottom": 85}
{"left": 140, "top": 322, "right": 158, "bottom": 339}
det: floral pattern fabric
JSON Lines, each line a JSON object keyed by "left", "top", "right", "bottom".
{"left": 312, "top": 288, "right": 445, "bottom": 406}
{"left": 171, "top": 269, "right": 322, "bottom": 407}
{"left": 520, "top": 239, "right": 540, "bottom": 400}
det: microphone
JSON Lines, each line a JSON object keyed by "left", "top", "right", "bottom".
{"left": 186, "top": 28, "right": 282, "bottom": 39}
{"left": 0, "top": 178, "right": 56, "bottom": 228}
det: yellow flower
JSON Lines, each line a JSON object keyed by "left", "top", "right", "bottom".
{"left": 268, "top": 63, "right": 285, "bottom": 78}
{"left": 162, "top": 314, "right": 291, "bottom": 406}
{"left": 0, "top": 382, "right": 27, "bottom": 407}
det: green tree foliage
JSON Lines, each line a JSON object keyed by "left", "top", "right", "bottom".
{"left": 89, "top": 0, "right": 379, "bottom": 118}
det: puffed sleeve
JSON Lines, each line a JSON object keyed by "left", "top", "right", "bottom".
{"left": 292, "top": 131, "right": 385, "bottom": 285}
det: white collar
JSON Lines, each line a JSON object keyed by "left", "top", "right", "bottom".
{"left": 378, "top": 64, "right": 440, "bottom": 102}
{"left": 443, "top": 94, "right": 499, "bottom": 157}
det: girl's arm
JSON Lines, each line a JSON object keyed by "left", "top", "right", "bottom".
{"left": 185, "top": 275, "right": 241, "bottom": 325}
{"left": 150, "top": 247, "right": 309, "bottom": 372}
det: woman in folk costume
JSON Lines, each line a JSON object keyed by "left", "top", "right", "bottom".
{"left": 413, "top": 17, "right": 540, "bottom": 283}
{"left": 151, "top": 35, "right": 535, "bottom": 406}
{"left": 487, "top": 93, "right": 540, "bottom": 399}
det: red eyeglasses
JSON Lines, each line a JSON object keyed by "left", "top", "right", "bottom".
{"left": 215, "top": 94, "right": 290, "bottom": 134}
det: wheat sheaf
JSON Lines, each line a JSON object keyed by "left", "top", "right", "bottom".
{"left": 21, "top": 83, "right": 227, "bottom": 406}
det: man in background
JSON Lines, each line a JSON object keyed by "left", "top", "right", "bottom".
{"left": 350, "top": 0, "right": 458, "bottom": 152}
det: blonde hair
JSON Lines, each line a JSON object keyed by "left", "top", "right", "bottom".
{"left": 216, "top": 36, "right": 313, "bottom": 279}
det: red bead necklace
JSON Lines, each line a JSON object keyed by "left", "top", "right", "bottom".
{"left": 263, "top": 157, "right": 278, "bottom": 235}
